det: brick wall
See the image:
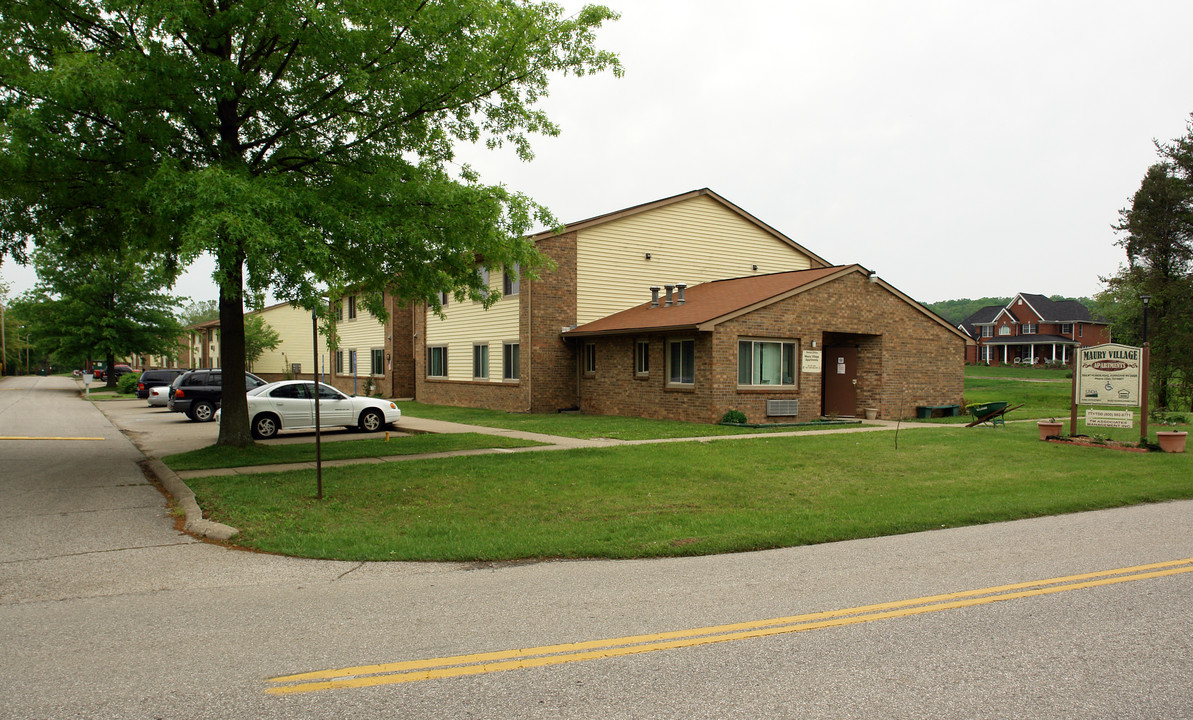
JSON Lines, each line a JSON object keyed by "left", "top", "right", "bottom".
{"left": 574, "top": 272, "right": 964, "bottom": 423}
{"left": 580, "top": 333, "right": 715, "bottom": 421}
{"left": 391, "top": 302, "right": 415, "bottom": 398}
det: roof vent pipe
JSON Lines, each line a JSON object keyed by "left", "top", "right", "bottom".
{"left": 676, "top": 283, "right": 686, "bottom": 305}
{"left": 664, "top": 285, "right": 674, "bottom": 307}
{"left": 650, "top": 286, "right": 661, "bottom": 308}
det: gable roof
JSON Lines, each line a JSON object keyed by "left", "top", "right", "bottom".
{"left": 564, "top": 265, "right": 968, "bottom": 341}
{"left": 529, "top": 188, "right": 832, "bottom": 269}
{"left": 958, "top": 305, "right": 1003, "bottom": 336}
{"left": 1013, "top": 293, "right": 1102, "bottom": 323}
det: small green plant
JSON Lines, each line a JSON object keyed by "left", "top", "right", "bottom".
{"left": 117, "top": 372, "right": 140, "bottom": 394}
{"left": 363, "top": 377, "right": 375, "bottom": 397}
{"left": 720, "top": 410, "right": 748, "bottom": 425}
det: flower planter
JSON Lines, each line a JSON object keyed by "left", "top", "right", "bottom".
{"left": 1037, "top": 421, "right": 1063, "bottom": 441}
{"left": 864, "top": 408, "right": 878, "bottom": 421}
{"left": 1156, "top": 431, "right": 1188, "bottom": 453}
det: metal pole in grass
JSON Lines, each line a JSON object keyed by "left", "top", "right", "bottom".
{"left": 312, "top": 309, "right": 323, "bottom": 500}
{"left": 895, "top": 387, "right": 905, "bottom": 450}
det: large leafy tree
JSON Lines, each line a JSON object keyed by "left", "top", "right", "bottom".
{"left": 178, "top": 300, "right": 219, "bottom": 328}
{"left": 1105, "top": 128, "right": 1193, "bottom": 410}
{"left": 26, "top": 239, "right": 184, "bottom": 386}
{"left": 1, "top": 0, "right": 620, "bottom": 445}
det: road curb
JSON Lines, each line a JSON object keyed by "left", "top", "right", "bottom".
{"left": 143, "top": 458, "right": 240, "bottom": 541}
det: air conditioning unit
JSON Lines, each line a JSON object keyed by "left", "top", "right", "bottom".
{"left": 766, "top": 399, "right": 799, "bottom": 417}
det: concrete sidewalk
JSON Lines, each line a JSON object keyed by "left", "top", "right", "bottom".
{"left": 171, "top": 415, "right": 961, "bottom": 480}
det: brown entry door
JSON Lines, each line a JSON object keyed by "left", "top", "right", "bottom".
{"left": 823, "top": 347, "right": 858, "bottom": 417}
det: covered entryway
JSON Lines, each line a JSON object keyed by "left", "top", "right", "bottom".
{"left": 823, "top": 346, "right": 858, "bottom": 417}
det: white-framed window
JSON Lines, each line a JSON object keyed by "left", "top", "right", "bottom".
{"left": 1061, "top": 323, "right": 1073, "bottom": 335}
{"left": 998, "top": 325, "right": 1012, "bottom": 336}
{"left": 737, "top": 338, "right": 798, "bottom": 387}
{"left": 348, "top": 295, "right": 357, "bottom": 320}
{"left": 503, "top": 342, "right": 520, "bottom": 380}
{"left": 503, "top": 264, "right": 520, "bottom": 296}
{"left": 980, "top": 325, "right": 993, "bottom": 338}
{"left": 583, "top": 343, "right": 596, "bottom": 376}
{"left": 666, "top": 339, "right": 695, "bottom": 387}
{"left": 335, "top": 350, "right": 344, "bottom": 374}
{"left": 427, "top": 346, "right": 448, "bottom": 378}
{"left": 634, "top": 339, "right": 650, "bottom": 377}
{"left": 473, "top": 344, "right": 489, "bottom": 379}
{"left": 1022, "top": 323, "right": 1037, "bottom": 334}
{"left": 348, "top": 349, "right": 358, "bottom": 376}
{"left": 334, "top": 300, "right": 343, "bottom": 322}
{"left": 371, "top": 348, "right": 385, "bottom": 377}
{"left": 438, "top": 290, "right": 449, "bottom": 306}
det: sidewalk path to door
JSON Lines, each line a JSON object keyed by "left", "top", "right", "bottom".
{"left": 168, "top": 415, "right": 961, "bottom": 480}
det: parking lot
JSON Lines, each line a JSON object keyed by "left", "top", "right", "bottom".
{"left": 96, "top": 395, "right": 412, "bottom": 459}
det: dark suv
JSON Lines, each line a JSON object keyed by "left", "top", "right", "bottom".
{"left": 135, "top": 368, "right": 190, "bottom": 399}
{"left": 168, "top": 369, "right": 267, "bottom": 422}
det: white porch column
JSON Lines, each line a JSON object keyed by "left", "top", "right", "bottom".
{"left": 1052, "top": 344, "right": 1057, "bottom": 362}
{"left": 1003, "top": 345, "right": 1008, "bottom": 364}
{"left": 1063, "top": 345, "right": 1068, "bottom": 364}
{"left": 1030, "top": 345, "right": 1035, "bottom": 364}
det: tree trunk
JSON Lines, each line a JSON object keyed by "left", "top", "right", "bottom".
{"left": 216, "top": 258, "right": 252, "bottom": 447}
{"left": 105, "top": 351, "right": 117, "bottom": 388}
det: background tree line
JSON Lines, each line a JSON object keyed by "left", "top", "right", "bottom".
{"left": 1097, "top": 119, "right": 1193, "bottom": 412}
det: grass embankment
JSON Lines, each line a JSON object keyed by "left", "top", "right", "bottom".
{"left": 187, "top": 422, "right": 1193, "bottom": 562}
{"left": 393, "top": 401, "right": 837, "bottom": 440}
{"left": 964, "top": 364, "right": 1070, "bottom": 380}
{"left": 164, "top": 433, "right": 545, "bottom": 471}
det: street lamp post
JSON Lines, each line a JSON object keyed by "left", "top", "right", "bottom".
{"left": 1140, "top": 294, "right": 1151, "bottom": 444}
{"left": 1141, "top": 294, "right": 1151, "bottom": 343}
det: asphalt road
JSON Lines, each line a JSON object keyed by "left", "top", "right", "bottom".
{"left": 1, "top": 375, "right": 1190, "bottom": 719}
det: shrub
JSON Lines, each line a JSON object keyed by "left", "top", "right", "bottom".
{"left": 720, "top": 410, "right": 748, "bottom": 425}
{"left": 117, "top": 372, "right": 140, "bottom": 394}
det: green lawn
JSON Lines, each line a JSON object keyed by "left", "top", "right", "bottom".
{"left": 393, "top": 401, "right": 851, "bottom": 440}
{"left": 187, "top": 422, "right": 1193, "bottom": 562}
{"left": 965, "top": 364, "right": 1071, "bottom": 380}
{"left": 163, "top": 433, "right": 545, "bottom": 471}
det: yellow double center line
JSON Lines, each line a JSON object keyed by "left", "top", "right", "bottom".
{"left": 266, "top": 557, "right": 1193, "bottom": 695}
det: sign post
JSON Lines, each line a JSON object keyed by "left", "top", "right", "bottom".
{"left": 312, "top": 310, "right": 322, "bottom": 500}
{"left": 1071, "top": 343, "right": 1145, "bottom": 440}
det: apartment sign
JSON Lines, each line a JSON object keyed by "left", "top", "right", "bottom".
{"left": 1075, "top": 343, "right": 1142, "bottom": 407}
{"left": 802, "top": 350, "right": 822, "bottom": 374}
{"left": 1084, "top": 409, "right": 1134, "bottom": 428}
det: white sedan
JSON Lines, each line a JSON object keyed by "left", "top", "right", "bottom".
{"left": 147, "top": 386, "right": 171, "bottom": 407}
{"left": 239, "top": 380, "right": 401, "bottom": 439}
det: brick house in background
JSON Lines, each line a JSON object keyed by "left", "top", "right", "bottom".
{"left": 959, "top": 293, "right": 1111, "bottom": 366}
{"left": 413, "top": 188, "right": 966, "bottom": 423}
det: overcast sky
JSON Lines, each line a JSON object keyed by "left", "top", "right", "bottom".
{"left": 4, "top": 0, "right": 1192, "bottom": 306}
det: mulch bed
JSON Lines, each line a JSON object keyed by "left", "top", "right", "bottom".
{"left": 1045, "top": 436, "right": 1150, "bottom": 453}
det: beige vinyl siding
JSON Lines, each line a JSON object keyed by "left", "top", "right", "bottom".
{"left": 251, "top": 304, "right": 330, "bottom": 374}
{"left": 425, "top": 273, "right": 519, "bottom": 381}
{"left": 576, "top": 194, "right": 813, "bottom": 324}
{"left": 336, "top": 301, "right": 386, "bottom": 376}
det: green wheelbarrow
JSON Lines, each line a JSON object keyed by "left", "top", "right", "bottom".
{"left": 965, "top": 401, "right": 1021, "bottom": 428}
